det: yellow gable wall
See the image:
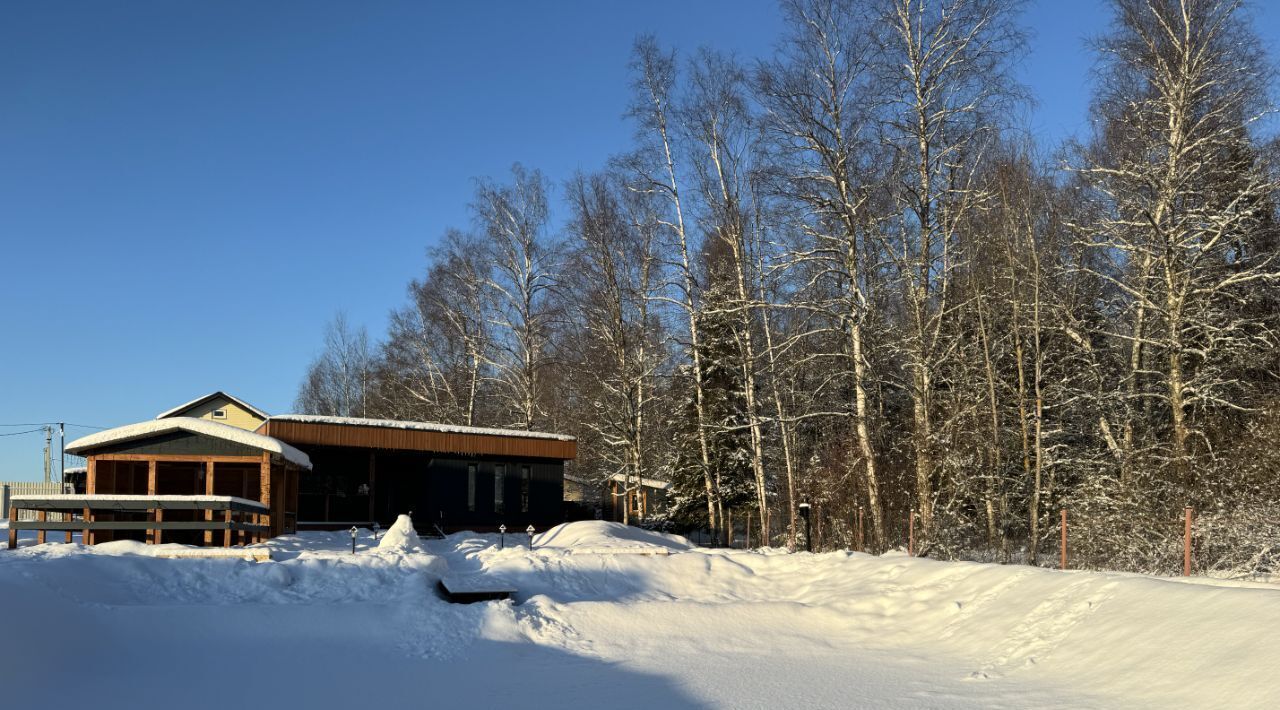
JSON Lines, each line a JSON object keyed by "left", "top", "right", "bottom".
{"left": 172, "top": 396, "right": 265, "bottom": 430}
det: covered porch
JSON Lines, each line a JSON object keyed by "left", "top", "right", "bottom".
{"left": 14, "top": 417, "right": 314, "bottom": 548}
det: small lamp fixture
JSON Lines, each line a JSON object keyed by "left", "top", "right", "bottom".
{"left": 372, "top": 521, "right": 381, "bottom": 541}
{"left": 499, "top": 523, "right": 507, "bottom": 550}
{"left": 349, "top": 525, "right": 358, "bottom": 554}
{"left": 526, "top": 524, "right": 535, "bottom": 550}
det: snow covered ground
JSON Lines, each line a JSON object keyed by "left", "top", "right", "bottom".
{"left": 2, "top": 519, "right": 1278, "bottom": 708}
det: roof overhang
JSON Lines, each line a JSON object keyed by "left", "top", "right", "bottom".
{"left": 67, "top": 417, "right": 312, "bottom": 469}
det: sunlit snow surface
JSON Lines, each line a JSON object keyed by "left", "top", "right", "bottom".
{"left": 3, "top": 519, "right": 1278, "bottom": 709}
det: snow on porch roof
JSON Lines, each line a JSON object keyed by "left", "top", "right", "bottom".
{"left": 264, "top": 414, "right": 577, "bottom": 442}
{"left": 66, "top": 417, "right": 312, "bottom": 469}
{"left": 155, "top": 391, "right": 269, "bottom": 420}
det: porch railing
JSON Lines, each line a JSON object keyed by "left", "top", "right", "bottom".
{"left": 6, "top": 494, "right": 269, "bottom": 549}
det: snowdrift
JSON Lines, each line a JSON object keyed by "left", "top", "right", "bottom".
{"left": 3, "top": 520, "right": 1280, "bottom": 707}
{"left": 532, "top": 520, "right": 692, "bottom": 552}
{"left": 378, "top": 514, "right": 425, "bottom": 552}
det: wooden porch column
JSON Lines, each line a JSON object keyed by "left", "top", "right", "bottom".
{"left": 6, "top": 506, "right": 17, "bottom": 549}
{"left": 204, "top": 461, "right": 216, "bottom": 546}
{"left": 223, "top": 509, "right": 233, "bottom": 547}
{"left": 82, "top": 507, "right": 90, "bottom": 546}
{"left": 147, "top": 460, "right": 159, "bottom": 544}
{"left": 36, "top": 510, "right": 47, "bottom": 545}
{"left": 86, "top": 458, "right": 99, "bottom": 545}
{"left": 259, "top": 451, "right": 272, "bottom": 542}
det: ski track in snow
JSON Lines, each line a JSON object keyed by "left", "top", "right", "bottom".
{"left": 1, "top": 520, "right": 1278, "bottom": 708}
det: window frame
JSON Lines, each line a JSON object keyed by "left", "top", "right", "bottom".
{"left": 493, "top": 464, "right": 506, "bottom": 515}
{"left": 466, "top": 463, "right": 477, "bottom": 512}
{"left": 520, "top": 465, "right": 531, "bottom": 513}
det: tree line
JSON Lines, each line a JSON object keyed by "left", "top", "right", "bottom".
{"left": 297, "top": 0, "right": 1280, "bottom": 574}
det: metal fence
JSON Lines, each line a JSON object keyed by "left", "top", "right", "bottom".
{"left": 1, "top": 482, "right": 74, "bottom": 521}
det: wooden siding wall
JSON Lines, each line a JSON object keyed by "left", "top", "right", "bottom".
{"left": 259, "top": 420, "right": 577, "bottom": 460}
{"left": 86, "top": 431, "right": 263, "bottom": 458}
{"left": 170, "top": 396, "right": 265, "bottom": 430}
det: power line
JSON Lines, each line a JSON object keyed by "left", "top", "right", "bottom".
{"left": 0, "top": 422, "right": 107, "bottom": 429}
{"left": 0, "top": 428, "right": 45, "bottom": 437}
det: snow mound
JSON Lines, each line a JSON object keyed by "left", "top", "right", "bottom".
{"left": 377, "top": 514, "right": 424, "bottom": 552}
{"left": 533, "top": 521, "right": 692, "bottom": 552}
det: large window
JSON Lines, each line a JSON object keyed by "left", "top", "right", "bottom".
{"left": 521, "top": 465, "right": 531, "bottom": 513}
{"left": 494, "top": 464, "right": 506, "bottom": 514}
{"left": 467, "top": 463, "right": 477, "bottom": 512}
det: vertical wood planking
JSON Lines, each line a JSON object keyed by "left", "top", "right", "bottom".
{"left": 204, "top": 461, "right": 215, "bottom": 546}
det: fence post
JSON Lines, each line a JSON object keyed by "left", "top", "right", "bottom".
{"left": 1183, "top": 506, "right": 1193, "bottom": 577}
{"left": 908, "top": 511, "right": 915, "bottom": 557}
{"left": 1060, "top": 508, "right": 1068, "bottom": 571}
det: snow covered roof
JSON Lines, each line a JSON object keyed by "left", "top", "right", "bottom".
{"left": 607, "top": 472, "right": 673, "bottom": 491}
{"left": 265, "top": 414, "right": 576, "bottom": 442}
{"left": 155, "top": 391, "right": 269, "bottom": 420}
{"left": 66, "top": 417, "right": 312, "bottom": 469}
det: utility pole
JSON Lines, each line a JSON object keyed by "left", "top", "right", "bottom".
{"left": 43, "top": 426, "right": 52, "bottom": 484}
{"left": 58, "top": 422, "right": 65, "bottom": 485}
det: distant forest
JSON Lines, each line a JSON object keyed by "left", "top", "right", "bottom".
{"left": 296, "top": 0, "right": 1280, "bottom": 575}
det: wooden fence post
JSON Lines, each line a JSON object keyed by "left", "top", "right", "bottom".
{"left": 7, "top": 505, "right": 17, "bottom": 549}
{"left": 1183, "top": 506, "right": 1193, "bottom": 577}
{"left": 1060, "top": 508, "right": 1067, "bottom": 571}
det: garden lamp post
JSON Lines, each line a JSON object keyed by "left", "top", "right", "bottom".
{"left": 798, "top": 503, "right": 812, "bottom": 553}
{"left": 349, "top": 525, "right": 358, "bottom": 554}
{"left": 526, "top": 525, "right": 535, "bottom": 550}
{"left": 499, "top": 524, "right": 506, "bottom": 550}
{"left": 372, "top": 521, "right": 381, "bottom": 541}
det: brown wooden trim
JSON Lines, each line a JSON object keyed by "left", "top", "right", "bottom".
{"left": 258, "top": 420, "right": 577, "bottom": 460}
{"left": 92, "top": 454, "right": 264, "bottom": 463}
{"left": 7, "top": 506, "right": 16, "bottom": 549}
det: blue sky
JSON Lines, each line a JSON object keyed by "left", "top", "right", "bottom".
{"left": 0, "top": 1, "right": 1275, "bottom": 480}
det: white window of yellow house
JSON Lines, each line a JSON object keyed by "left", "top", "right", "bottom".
{"left": 521, "top": 465, "right": 531, "bottom": 513}
{"left": 494, "top": 464, "right": 505, "bottom": 514}
{"left": 467, "top": 463, "right": 477, "bottom": 512}
{"left": 211, "top": 409, "right": 227, "bottom": 420}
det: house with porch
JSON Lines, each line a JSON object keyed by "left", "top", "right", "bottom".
{"left": 6, "top": 394, "right": 577, "bottom": 548}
